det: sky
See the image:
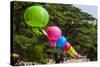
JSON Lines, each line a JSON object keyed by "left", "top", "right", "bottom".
{"left": 73, "top": 4, "right": 97, "bottom": 18}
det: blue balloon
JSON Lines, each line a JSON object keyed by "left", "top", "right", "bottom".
{"left": 56, "top": 36, "right": 67, "bottom": 47}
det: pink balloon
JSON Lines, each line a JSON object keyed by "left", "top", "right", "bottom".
{"left": 49, "top": 40, "right": 56, "bottom": 47}
{"left": 46, "top": 26, "right": 61, "bottom": 40}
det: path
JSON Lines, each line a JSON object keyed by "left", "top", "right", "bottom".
{"left": 47, "top": 56, "right": 89, "bottom": 64}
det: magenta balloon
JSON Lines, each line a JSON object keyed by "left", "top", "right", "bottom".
{"left": 46, "top": 26, "right": 61, "bottom": 40}
{"left": 49, "top": 40, "right": 56, "bottom": 47}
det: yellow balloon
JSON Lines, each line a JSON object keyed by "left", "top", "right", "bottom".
{"left": 67, "top": 46, "right": 76, "bottom": 56}
{"left": 71, "top": 46, "right": 76, "bottom": 55}
{"left": 67, "top": 47, "right": 72, "bottom": 56}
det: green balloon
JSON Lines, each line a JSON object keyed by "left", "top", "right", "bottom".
{"left": 24, "top": 5, "right": 49, "bottom": 27}
{"left": 42, "top": 7, "right": 49, "bottom": 26}
{"left": 32, "top": 28, "right": 42, "bottom": 35}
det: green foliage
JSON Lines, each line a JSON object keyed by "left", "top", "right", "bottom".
{"left": 12, "top": 1, "right": 97, "bottom": 63}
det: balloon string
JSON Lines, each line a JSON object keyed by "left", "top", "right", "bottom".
{"left": 42, "top": 29, "right": 48, "bottom": 36}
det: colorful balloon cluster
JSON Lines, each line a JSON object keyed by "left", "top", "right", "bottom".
{"left": 45, "top": 26, "right": 77, "bottom": 56}
{"left": 24, "top": 5, "right": 78, "bottom": 57}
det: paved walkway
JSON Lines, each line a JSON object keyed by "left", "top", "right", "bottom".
{"left": 47, "top": 56, "right": 89, "bottom": 64}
